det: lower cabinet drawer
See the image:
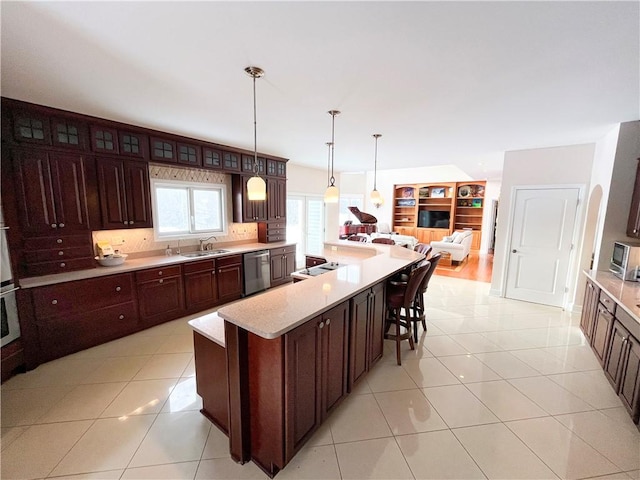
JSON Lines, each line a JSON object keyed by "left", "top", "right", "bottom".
{"left": 36, "top": 301, "right": 138, "bottom": 361}
{"left": 135, "top": 265, "right": 182, "bottom": 283}
{"left": 32, "top": 273, "right": 135, "bottom": 318}
{"left": 25, "top": 257, "right": 96, "bottom": 277}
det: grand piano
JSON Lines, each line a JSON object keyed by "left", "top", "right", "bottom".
{"left": 339, "top": 206, "right": 377, "bottom": 238}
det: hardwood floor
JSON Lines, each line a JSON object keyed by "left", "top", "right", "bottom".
{"left": 434, "top": 251, "right": 493, "bottom": 283}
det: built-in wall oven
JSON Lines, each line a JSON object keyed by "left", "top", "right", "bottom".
{"left": 1, "top": 214, "right": 20, "bottom": 347}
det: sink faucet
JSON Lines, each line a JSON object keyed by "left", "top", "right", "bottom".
{"left": 199, "top": 235, "right": 217, "bottom": 251}
{"left": 175, "top": 239, "right": 181, "bottom": 255}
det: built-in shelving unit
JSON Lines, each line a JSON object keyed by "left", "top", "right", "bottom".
{"left": 392, "top": 180, "right": 486, "bottom": 249}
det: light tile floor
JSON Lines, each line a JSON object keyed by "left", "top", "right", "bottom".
{"left": 2, "top": 276, "right": 639, "bottom": 480}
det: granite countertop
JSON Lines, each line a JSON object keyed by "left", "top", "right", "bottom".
{"left": 19, "top": 241, "right": 295, "bottom": 289}
{"left": 211, "top": 241, "right": 423, "bottom": 339}
{"left": 584, "top": 270, "right": 640, "bottom": 322}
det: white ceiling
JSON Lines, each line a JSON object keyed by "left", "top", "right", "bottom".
{"left": 1, "top": 2, "right": 638, "bottom": 180}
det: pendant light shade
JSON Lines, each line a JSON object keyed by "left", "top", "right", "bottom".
{"left": 324, "top": 110, "right": 340, "bottom": 203}
{"left": 371, "top": 134, "right": 384, "bottom": 208}
{"left": 245, "top": 66, "right": 266, "bottom": 201}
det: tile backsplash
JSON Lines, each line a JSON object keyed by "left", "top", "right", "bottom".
{"left": 92, "top": 164, "right": 258, "bottom": 257}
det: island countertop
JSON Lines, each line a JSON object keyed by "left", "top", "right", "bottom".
{"left": 213, "top": 241, "right": 424, "bottom": 339}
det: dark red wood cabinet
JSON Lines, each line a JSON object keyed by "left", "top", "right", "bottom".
{"left": 11, "top": 148, "right": 98, "bottom": 235}
{"left": 216, "top": 255, "right": 243, "bottom": 302}
{"left": 592, "top": 291, "right": 616, "bottom": 366}
{"left": 232, "top": 175, "right": 267, "bottom": 223}
{"left": 579, "top": 278, "right": 600, "bottom": 342}
{"left": 626, "top": 158, "right": 640, "bottom": 237}
{"left": 24, "top": 273, "right": 137, "bottom": 365}
{"left": 349, "top": 281, "right": 385, "bottom": 388}
{"left": 183, "top": 259, "right": 219, "bottom": 311}
{"left": 267, "top": 177, "right": 286, "bottom": 221}
{"left": 269, "top": 245, "right": 296, "bottom": 287}
{"left": 136, "top": 265, "right": 185, "bottom": 326}
{"left": 203, "top": 147, "right": 223, "bottom": 170}
{"left": 245, "top": 300, "right": 350, "bottom": 475}
{"left": 96, "top": 157, "right": 152, "bottom": 229}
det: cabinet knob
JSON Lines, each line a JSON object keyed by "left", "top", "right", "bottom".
{"left": 212, "top": 271, "right": 216, "bottom": 275}
{"left": 51, "top": 299, "right": 58, "bottom": 305}
{"left": 58, "top": 251, "right": 64, "bottom": 256}
{"left": 59, "top": 223, "right": 65, "bottom": 228}
{"left": 119, "top": 314, "right": 124, "bottom": 320}
{"left": 129, "top": 221, "right": 134, "bottom": 225}
{"left": 158, "top": 271, "right": 163, "bottom": 275}
{"left": 123, "top": 221, "right": 128, "bottom": 225}
{"left": 319, "top": 321, "right": 324, "bottom": 329}
{"left": 159, "top": 278, "right": 164, "bottom": 284}
{"left": 57, "top": 238, "right": 63, "bottom": 244}
{"left": 60, "top": 262, "right": 66, "bottom": 267}
{"left": 326, "top": 319, "right": 331, "bottom": 326}
{"left": 115, "top": 286, "right": 121, "bottom": 292}
{"left": 51, "top": 223, "right": 57, "bottom": 228}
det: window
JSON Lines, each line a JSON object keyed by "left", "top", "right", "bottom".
{"left": 339, "top": 194, "right": 364, "bottom": 225}
{"left": 151, "top": 178, "right": 227, "bottom": 239}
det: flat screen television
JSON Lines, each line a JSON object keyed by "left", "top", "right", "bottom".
{"left": 418, "top": 210, "right": 450, "bottom": 228}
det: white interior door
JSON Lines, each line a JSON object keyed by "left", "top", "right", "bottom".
{"left": 287, "top": 195, "right": 324, "bottom": 269}
{"left": 505, "top": 187, "right": 580, "bottom": 307}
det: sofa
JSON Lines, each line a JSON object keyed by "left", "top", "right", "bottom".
{"left": 430, "top": 230, "right": 473, "bottom": 262}
{"left": 369, "top": 232, "right": 419, "bottom": 249}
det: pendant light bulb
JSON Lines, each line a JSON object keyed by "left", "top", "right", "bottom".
{"left": 371, "top": 134, "right": 384, "bottom": 208}
{"left": 324, "top": 110, "right": 340, "bottom": 204}
{"left": 245, "top": 66, "right": 266, "bottom": 201}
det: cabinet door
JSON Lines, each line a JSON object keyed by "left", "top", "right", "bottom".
{"left": 605, "top": 320, "right": 628, "bottom": 389}
{"left": 150, "top": 137, "right": 177, "bottom": 163}
{"left": 627, "top": 159, "right": 640, "bottom": 237}
{"left": 90, "top": 125, "right": 119, "bottom": 154}
{"left": 97, "top": 157, "right": 129, "bottom": 229}
{"left": 368, "top": 282, "right": 386, "bottom": 365}
{"left": 284, "top": 250, "right": 296, "bottom": 279}
{"left": 177, "top": 143, "right": 202, "bottom": 167}
{"left": 349, "top": 289, "right": 370, "bottom": 387}
{"left": 138, "top": 276, "right": 185, "bottom": 325}
{"left": 124, "top": 160, "right": 152, "bottom": 228}
{"left": 321, "top": 302, "right": 349, "bottom": 416}
{"left": 593, "top": 304, "right": 615, "bottom": 365}
{"left": 285, "top": 316, "right": 322, "bottom": 454}
{"left": 203, "top": 147, "right": 223, "bottom": 170}
{"left": 184, "top": 268, "right": 218, "bottom": 311}
{"left": 13, "top": 149, "right": 94, "bottom": 234}
{"left": 580, "top": 279, "right": 600, "bottom": 342}
{"left": 218, "top": 260, "right": 243, "bottom": 302}
{"left": 270, "top": 253, "right": 285, "bottom": 284}
{"left": 267, "top": 178, "right": 286, "bottom": 221}
{"left": 619, "top": 335, "right": 640, "bottom": 422}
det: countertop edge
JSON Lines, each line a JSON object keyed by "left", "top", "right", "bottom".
{"left": 583, "top": 270, "right": 640, "bottom": 324}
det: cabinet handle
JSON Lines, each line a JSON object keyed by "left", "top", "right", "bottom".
{"left": 57, "top": 238, "right": 63, "bottom": 244}
{"left": 60, "top": 262, "right": 66, "bottom": 267}
{"left": 51, "top": 299, "right": 58, "bottom": 305}
{"left": 326, "top": 319, "right": 331, "bottom": 326}
{"left": 119, "top": 314, "right": 124, "bottom": 320}
{"left": 319, "top": 321, "right": 325, "bottom": 329}
{"left": 212, "top": 271, "right": 215, "bottom": 275}
{"left": 123, "top": 221, "right": 128, "bottom": 225}
{"left": 58, "top": 251, "right": 64, "bottom": 256}
{"left": 51, "top": 223, "right": 57, "bottom": 228}
{"left": 59, "top": 223, "right": 65, "bottom": 228}
{"left": 159, "top": 279, "right": 164, "bottom": 284}
{"left": 115, "top": 286, "right": 121, "bottom": 292}
{"left": 158, "top": 271, "right": 163, "bottom": 276}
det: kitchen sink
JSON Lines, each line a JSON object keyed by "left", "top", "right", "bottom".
{"left": 182, "top": 249, "right": 230, "bottom": 258}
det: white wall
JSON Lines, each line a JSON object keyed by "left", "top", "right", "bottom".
{"left": 595, "top": 121, "right": 640, "bottom": 271}
{"left": 490, "top": 143, "right": 596, "bottom": 307}
{"left": 287, "top": 163, "right": 340, "bottom": 241}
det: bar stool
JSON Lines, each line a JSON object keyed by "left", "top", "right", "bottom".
{"left": 372, "top": 237, "right": 395, "bottom": 245}
{"left": 385, "top": 260, "right": 431, "bottom": 365}
{"left": 410, "top": 253, "right": 442, "bottom": 342}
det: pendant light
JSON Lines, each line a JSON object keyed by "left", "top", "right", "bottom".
{"left": 370, "top": 134, "right": 384, "bottom": 208}
{"left": 245, "top": 66, "right": 266, "bottom": 201}
{"left": 324, "top": 110, "right": 340, "bottom": 203}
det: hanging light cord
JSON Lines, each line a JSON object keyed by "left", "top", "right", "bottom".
{"left": 373, "top": 134, "right": 379, "bottom": 190}
{"left": 252, "top": 72, "right": 258, "bottom": 175}
{"left": 326, "top": 141, "right": 332, "bottom": 185}
{"left": 328, "top": 110, "right": 340, "bottom": 187}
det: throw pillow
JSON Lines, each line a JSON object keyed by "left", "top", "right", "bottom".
{"left": 452, "top": 234, "right": 465, "bottom": 244}
{"left": 442, "top": 236, "right": 453, "bottom": 243}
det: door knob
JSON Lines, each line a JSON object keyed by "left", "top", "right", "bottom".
{"left": 512, "top": 249, "right": 517, "bottom": 253}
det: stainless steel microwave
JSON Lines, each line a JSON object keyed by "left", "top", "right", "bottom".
{"left": 610, "top": 241, "right": 640, "bottom": 281}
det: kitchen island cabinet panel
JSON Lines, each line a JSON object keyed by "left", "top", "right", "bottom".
{"left": 269, "top": 245, "right": 296, "bottom": 287}
{"left": 194, "top": 332, "right": 228, "bottom": 433}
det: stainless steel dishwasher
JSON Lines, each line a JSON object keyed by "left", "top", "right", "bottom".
{"left": 243, "top": 250, "right": 271, "bottom": 296}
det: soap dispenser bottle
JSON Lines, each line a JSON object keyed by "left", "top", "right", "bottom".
{"left": 165, "top": 245, "right": 172, "bottom": 256}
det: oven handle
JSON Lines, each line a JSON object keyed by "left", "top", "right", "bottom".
{"left": 0, "top": 286, "right": 20, "bottom": 297}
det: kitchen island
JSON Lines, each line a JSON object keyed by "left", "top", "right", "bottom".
{"left": 189, "top": 241, "right": 424, "bottom": 477}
